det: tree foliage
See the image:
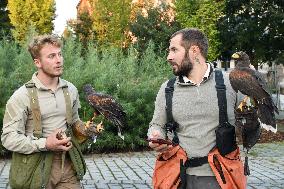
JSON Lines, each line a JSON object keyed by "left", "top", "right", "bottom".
{"left": 130, "top": 4, "right": 180, "bottom": 54}
{"left": 89, "top": 0, "right": 132, "bottom": 47}
{"left": 219, "top": 0, "right": 284, "bottom": 65}
{"left": 7, "top": 0, "right": 55, "bottom": 43}
{"left": 175, "top": 0, "right": 225, "bottom": 61}
{"left": 67, "top": 12, "right": 96, "bottom": 48}
{"left": 130, "top": 0, "right": 156, "bottom": 19}
{"left": 0, "top": 0, "right": 12, "bottom": 39}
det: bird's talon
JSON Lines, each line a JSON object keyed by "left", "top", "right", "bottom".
{"left": 85, "top": 120, "right": 92, "bottom": 130}
{"left": 96, "top": 121, "right": 104, "bottom": 133}
{"left": 238, "top": 96, "right": 249, "bottom": 112}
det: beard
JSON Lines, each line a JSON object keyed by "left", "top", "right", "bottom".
{"left": 41, "top": 66, "right": 63, "bottom": 78}
{"left": 170, "top": 56, "right": 193, "bottom": 76}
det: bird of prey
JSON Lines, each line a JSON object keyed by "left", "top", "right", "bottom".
{"left": 83, "top": 84, "right": 127, "bottom": 139}
{"left": 229, "top": 51, "right": 278, "bottom": 133}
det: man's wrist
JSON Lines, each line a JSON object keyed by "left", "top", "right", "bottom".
{"left": 37, "top": 138, "right": 48, "bottom": 151}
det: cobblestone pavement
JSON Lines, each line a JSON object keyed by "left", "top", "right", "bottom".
{"left": 0, "top": 142, "right": 283, "bottom": 189}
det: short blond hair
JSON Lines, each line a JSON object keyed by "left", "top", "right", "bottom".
{"left": 28, "top": 34, "right": 62, "bottom": 59}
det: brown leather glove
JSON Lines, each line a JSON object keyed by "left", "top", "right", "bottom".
{"left": 235, "top": 106, "right": 259, "bottom": 130}
{"left": 235, "top": 107, "right": 261, "bottom": 149}
{"left": 72, "top": 120, "right": 104, "bottom": 144}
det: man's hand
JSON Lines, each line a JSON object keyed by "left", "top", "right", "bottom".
{"left": 148, "top": 130, "right": 172, "bottom": 153}
{"left": 46, "top": 129, "right": 72, "bottom": 151}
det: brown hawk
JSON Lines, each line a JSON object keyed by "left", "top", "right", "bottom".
{"left": 229, "top": 51, "right": 278, "bottom": 132}
{"left": 83, "top": 84, "right": 127, "bottom": 139}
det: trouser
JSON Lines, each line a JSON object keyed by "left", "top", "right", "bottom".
{"left": 46, "top": 152, "right": 81, "bottom": 189}
{"left": 178, "top": 175, "right": 221, "bottom": 189}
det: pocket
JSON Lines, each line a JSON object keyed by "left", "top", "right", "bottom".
{"left": 153, "top": 155, "right": 180, "bottom": 189}
{"left": 215, "top": 123, "right": 237, "bottom": 156}
{"left": 208, "top": 148, "right": 247, "bottom": 189}
{"left": 9, "top": 152, "right": 53, "bottom": 189}
{"left": 153, "top": 146, "right": 187, "bottom": 189}
{"left": 9, "top": 152, "right": 42, "bottom": 189}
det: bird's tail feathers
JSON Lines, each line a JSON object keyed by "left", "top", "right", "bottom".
{"left": 274, "top": 103, "right": 279, "bottom": 114}
{"left": 117, "top": 126, "right": 124, "bottom": 140}
{"left": 266, "top": 97, "right": 279, "bottom": 114}
{"left": 258, "top": 102, "right": 277, "bottom": 129}
{"left": 259, "top": 120, "right": 277, "bottom": 133}
{"left": 115, "top": 118, "right": 128, "bottom": 129}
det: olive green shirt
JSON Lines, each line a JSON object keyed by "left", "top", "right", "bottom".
{"left": 1, "top": 73, "right": 80, "bottom": 154}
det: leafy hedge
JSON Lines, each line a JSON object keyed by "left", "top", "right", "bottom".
{"left": 0, "top": 38, "right": 172, "bottom": 155}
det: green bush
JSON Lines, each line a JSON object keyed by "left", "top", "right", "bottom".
{"left": 0, "top": 38, "right": 172, "bottom": 155}
{"left": 62, "top": 40, "right": 171, "bottom": 153}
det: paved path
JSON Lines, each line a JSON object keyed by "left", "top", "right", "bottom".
{"left": 0, "top": 142, "right": 283, "bottom": 189}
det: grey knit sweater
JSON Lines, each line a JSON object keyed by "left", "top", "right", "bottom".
{"left": 148, "top": 69, "right": 239, "bottom": 176}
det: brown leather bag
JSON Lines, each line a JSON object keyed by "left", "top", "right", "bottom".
{"left": 208, "top": 147, "right": 247, "bottom": 189}
{"left": 152, "top": 145, "right": 188, "bottom": 189}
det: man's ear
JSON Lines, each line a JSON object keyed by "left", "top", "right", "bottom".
{"left": 191, "top": 45, "right": 200, "bottom": 54}
{"left": 34, "top": 58, "right": 41, "bottom": 68}
{"left": 187, "top": 45, "right": 200, "bottom": 57}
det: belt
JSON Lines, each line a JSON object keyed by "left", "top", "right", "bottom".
{"left": 179, "top": 156, "right": 209, "bottom": 189}
{"left": 184, "top": 156, "right": 208, "bottom": 168}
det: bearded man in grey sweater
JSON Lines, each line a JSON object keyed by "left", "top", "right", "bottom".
{"left": 148, "top": 28, "right": 243, "bottom": 189}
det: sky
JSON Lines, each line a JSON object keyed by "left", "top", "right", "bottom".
{"left": 53, "top": 0, "right": 80, "bottom": 35}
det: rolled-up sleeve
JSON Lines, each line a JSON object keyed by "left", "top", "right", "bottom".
{"left": 1, "top": 91, "right": 46, "bottom": 154}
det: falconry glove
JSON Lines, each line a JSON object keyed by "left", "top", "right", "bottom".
{"left": 235, "top": 106, "right": 259, "bottom": 131}
{"left": 71, "top": 120, "right": 104, "bottom": 144}
{"left": 235, "top": 106, "right": 261, "bottom": 148}
{"left": 235, "top": 106, "right": 261, "bottom": 175}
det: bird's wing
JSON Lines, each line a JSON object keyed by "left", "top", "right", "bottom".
{"left": 87, "top": 93, "right": 126, "bottom": 127}
{"left": 230, "top": 67, "right": 278, "bottom": 128}
{"left": 230, "top": 68, "right": 270, "bottom": 99}
{"left": 229, "top": 69, "right": 240, "bottom": 93}
{"left": 253, "top": 70, "right": 271, "bottom": 95}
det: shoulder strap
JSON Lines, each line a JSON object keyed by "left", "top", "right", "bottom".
{"left": 62, "top": 86, "right": 73, "bottom": 126}
{"left": 25, "top": 82, "right": 73, "bottom": 138}
{"left": 214, "top": 70, "right": 228, "bottom": 125}
{"left": 165, "top": 78, "right": 176, "bottom": 123}
{"left": 164, "top": 77, "right": 179, "bottom": 145}
{"left": 53, "top": 86, "right": 72, "bottom": 177}
{"left": 25, "top": 81, "right": 42, "bottom": 138}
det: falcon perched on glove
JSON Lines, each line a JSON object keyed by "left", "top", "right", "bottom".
{"left": 83, "top": 84, "right": 127, "bottom": 140}
{"left": 229, "top": 51, "right": 279, "bottom": 134}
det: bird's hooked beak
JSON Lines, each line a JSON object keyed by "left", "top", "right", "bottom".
{"left": 232, "top": 53, "right": 240, "bottom": 59}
